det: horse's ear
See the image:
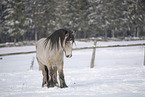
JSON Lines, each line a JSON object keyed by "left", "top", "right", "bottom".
{"left": 65, "top": 31, "right": 68, "bottom": 35}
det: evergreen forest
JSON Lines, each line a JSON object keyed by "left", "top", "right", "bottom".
{"left": 0, "top": 0, "right": 145, "bottom": 43}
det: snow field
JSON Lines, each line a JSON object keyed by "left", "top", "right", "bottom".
{"left": 0, "top": 40, "right": 145, "bottom": 97}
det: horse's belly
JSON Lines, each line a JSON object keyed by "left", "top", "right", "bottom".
{"left": 37, "top": 55, "right": 48, "bottom": 65}
{"left": 37, "top": 54, "right": 63, "bottom": 66}
{"left": 49, "top": 57, "right": 63, "bottom": 67}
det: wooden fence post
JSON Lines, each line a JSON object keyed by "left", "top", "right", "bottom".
{"left": 90, "top": 41, "right": 97, "bottom": 68}
{"left": 30, "top": 57, "right": 35, "bottom": 70}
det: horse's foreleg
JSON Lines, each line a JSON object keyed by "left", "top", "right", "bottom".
{"left": 53, "top": 67, "right": 59, "bottom": 87}
{"left": 36, "top": 58, "right": 48, "bottom": 87}
{"left": 58, "top": 62, "right": 68, "bottom": 88}
{"left": 47, "top": 64, "right": 54, "bottom": 87}
{"left": 42, "top": 66, "right": 49, "bottom": 87}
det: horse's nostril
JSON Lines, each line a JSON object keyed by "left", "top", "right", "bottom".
{"left": 66, "top": 55, "right": 72, "bottom": 58}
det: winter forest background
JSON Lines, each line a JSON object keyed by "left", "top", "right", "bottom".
{"left": 0, "top": 0, "right": 145, "bottom": 43}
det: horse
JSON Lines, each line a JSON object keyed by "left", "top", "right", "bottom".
{"left": 36, "top": 29, "right": 74, "bottom": 88}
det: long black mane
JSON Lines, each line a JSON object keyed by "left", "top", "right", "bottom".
{"left": 44, "top": 29, "right": 74, "bottom": 49}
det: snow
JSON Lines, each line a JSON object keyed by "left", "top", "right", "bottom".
{"left": 74, "top": 40, "right": 145, "bottom": 48}
{"left": 0, "top": 46, "right": 36, "bottom": 55}
{"left": 0, "top": 40, "right": 145, "bottom": 97}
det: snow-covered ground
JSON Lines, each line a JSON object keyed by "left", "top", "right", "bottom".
{"left": 0, "top": 40, "right": 145, "bottom": 97}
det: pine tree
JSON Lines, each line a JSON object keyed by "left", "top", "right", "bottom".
{"left": 0, "top": 0, "right": 7, "bottom": 42}
{"left": 125, "top": 0, "right": 145, "bottom": 37}
{"left": 1, "top": 0, "right": 145, "bottom": 43}
{"left": 4, "top": 0, "right": 28, "bottom": 43}
{"left": 70, "top": 0, "right": 90, "bottom": 38}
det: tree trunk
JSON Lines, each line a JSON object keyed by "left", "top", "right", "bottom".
{"left": 137, "top": 27, "right": 139, "bottom": 37}
{"left": 35, "top": 31, "right": 37, "bottom": 43}
{"left": 14, "top": 37, "right": 16, "bottom": 43}
{"left": 111, "top": 29, "right": 115, "bottom": 38}
{"left": 104, "top": 30, "right": 107, "bottom": 40}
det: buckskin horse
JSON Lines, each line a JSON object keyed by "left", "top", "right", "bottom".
{"left": 36, "top": 29, "right": 74, "bottom": 88}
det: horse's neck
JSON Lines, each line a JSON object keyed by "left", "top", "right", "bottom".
{"left": 47, "top": 46, "right": 63, "bottom": 55}
{"left": 45, "top": 37, "right": 64, "bottom": 55}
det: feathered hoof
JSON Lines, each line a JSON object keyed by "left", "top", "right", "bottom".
{"left": 60, "top": 84, "right": 68, "bottom": 88}
{"left": 42, "top": 84, "right": 48, "bottom": 87}
{"left": 49, "top": 83, "right": 54, "bottom": 87}
{"left": 54, "top": 83, "right": 59, "bottom": 87}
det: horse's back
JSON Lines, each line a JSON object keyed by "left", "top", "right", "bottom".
{"left": 36, "top": 38, "right": 46, "bottom": 48}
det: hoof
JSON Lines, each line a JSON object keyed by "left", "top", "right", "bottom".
{"left": 55, "top": 83, "right": 59, "bottom": 87}
{"left": 42, "top": 84, "right": 48, "bottom": 87}
{"left": 60, "top": 84, "right": 68, "bottom": 88}
{"left": 47, "top": 82, "right": 54, "bottom": 88}
{"left": 49, "top": 83, "right": 54, "bottom": 87}
{"left": 54, "top": 83, "right": 59, "bottom": 87}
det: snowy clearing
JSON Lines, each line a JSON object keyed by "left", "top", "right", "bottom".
{"left": 0, "top": 40, "right": 145, "bottom": 97}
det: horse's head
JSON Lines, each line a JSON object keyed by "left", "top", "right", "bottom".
{"left": 63, "top": 30, "right": 75, "bottom": 58}
{"left": 44, "top": 29, "right": 75, "bottom": 57}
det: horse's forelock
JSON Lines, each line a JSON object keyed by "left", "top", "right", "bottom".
{"left": 65, "top": 31, "right": 75, "bottom": 43}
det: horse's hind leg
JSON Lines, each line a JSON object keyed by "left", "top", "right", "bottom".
{"left": 58, "top": 62, "right": 68, "bottom": 88}
{"left": 36, "top": 58, "right": 48, "bottom": 87}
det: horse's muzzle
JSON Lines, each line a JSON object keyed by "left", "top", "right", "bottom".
{"left": 66, "top": 55, "right": 72, "bottom": 58}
